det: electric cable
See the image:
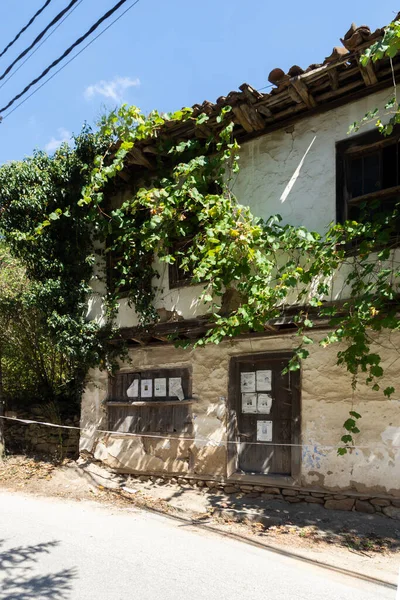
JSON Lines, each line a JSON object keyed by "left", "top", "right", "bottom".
{"left": 0, "top": 0, "right": 85, "bottom": 93}
{"left": 1, "top": 0, "right": 140, "bottom": 120}
{"left": 0, "top": 0, "right": 54, "bottom": 59}
{"left": 0, "top": 0, "right": 81, "bottom": 83}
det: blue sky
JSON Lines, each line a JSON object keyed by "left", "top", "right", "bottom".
{"left": 0, "top": 1, "right": 397, "bottom": 163}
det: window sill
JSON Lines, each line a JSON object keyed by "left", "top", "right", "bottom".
{"left": 107, "top": 399, "right": 195, "bottom": 407}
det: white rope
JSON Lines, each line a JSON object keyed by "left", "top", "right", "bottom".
{"left": 1, "top": 414, "right": 399, "bottom": 451}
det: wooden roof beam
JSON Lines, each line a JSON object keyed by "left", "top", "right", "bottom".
{"left": 359, "top": 58, "right": 378, "bottom": 86}
{"left": 290, "top": 76, "right": 317, "bottom": 109}
{"left": 232, "top": 103, "right": 265, "bottom": 132}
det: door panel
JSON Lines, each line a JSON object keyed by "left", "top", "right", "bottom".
{"left": 233, "top": 355, "right": 296, "bottom": 476}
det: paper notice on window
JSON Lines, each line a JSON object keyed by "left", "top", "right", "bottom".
{"left": 257, "top": 393, "right": 272, "bottom": 414}
{"left": 154, "top": 378, "right": 167, "bottom": 397}
{"left": 242, "top": 393, "right": 257, "bottom": 414}
{"left": 241, "top": 372, "right": 256, "bottom": 392}
{"left": 126, "top": 379, "right": 139, "bottom": 398}
{"left": 169, "top": 377, "right": 184, "bottom": 400}
{"left": 141, "top": 379, "right": 153, "bottom": 398}
{"left": 256, "top": 370, "right": 272, "bottom": 391}
{"left": 257, "top": 420, "right": 273, "bottom": 442}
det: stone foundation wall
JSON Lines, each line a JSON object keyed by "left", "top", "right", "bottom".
{"left": 4, "top": 407, "right": 79, "bottom": 459}
{"left": 126, "top": 472, "right": 400, "bottom": 520}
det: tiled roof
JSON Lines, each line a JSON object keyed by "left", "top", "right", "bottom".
{"left": 125, "top": 18, "right": 399, "bottom": 169}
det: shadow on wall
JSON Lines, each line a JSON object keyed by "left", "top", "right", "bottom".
{"left": 0, "top": 539, "right": 77, "bottom": 599}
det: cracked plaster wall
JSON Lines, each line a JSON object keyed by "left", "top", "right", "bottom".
{"left": 81, "top": 330, "right": 400, "bottom": 495}
{"left": 87, "top": 89, "right": 396, "bottom": 327}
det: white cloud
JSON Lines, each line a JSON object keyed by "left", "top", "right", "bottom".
{"left": 45, "top": 128, "right": 71, "bottom": 153}
{"left": 84, "top": 76, "right": 140, "bottom": 102}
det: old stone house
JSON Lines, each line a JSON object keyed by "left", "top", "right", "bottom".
{"left": 81, "top": 20, "right": 400, "bottom": 514}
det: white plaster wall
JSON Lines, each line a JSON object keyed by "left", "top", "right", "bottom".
{"left": 87, "top": 88, "right": 395, "bottom": 326}
{"left": 80, "top": 330, "right": 400, "bottom": 495}
{"left": 233, "top": 88, "right": 395, "bottom": 233}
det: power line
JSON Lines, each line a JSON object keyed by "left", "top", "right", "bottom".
{"left": 0, "top": 0, "right": 140, "bottom": 119}
{"left": 0, "top": 0, "right": 54, "bottom": 59}
{"left": 0, "top": 0, "right": 86, "bottom": 93}
{"left": 0, "top": 0, "right": 81, "bottom": 84}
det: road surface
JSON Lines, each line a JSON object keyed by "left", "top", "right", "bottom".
{"left": 0, "top": 490, "right": 394, "bottom": 599}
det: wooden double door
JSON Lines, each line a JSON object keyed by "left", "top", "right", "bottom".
{"left": 228, "top": 353, "right": 300, "bottom": 476}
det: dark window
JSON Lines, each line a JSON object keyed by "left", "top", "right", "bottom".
{"left": 168, "top": 239, "right": 195, "bottom": 289}
{"left": 336, "top": 130, "right": 400, "bottom": 231}
{"left": 107, "top": 368, "right": 193, "bottom": 435}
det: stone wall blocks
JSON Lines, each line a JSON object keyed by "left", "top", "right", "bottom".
{"left": 224, "top": 486, "right": 240, "bottom": 494}
{"left": 261, "top": 488, "right": 281, "bottom": 495}
{"left": 282, "top": 489, "right": 297, "bottom": 496}
{"left": 325, "top": 498, "right": 355, "bottom": 511}
{"left": 370, "top": 498, "right": 391, "bottom": 507}
{"left": 354, "top": 500, "right": 375, "bottom": 514}
{"left": 304, "top": 497, "right": 324, "bottom": 504}
{"left": 383, "top": 506, "right": 400, "bottom": 519}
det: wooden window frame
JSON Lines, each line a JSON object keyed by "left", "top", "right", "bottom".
{"left": 168, "top": 239, "right": 195, "bottom": 290}
{"left": 336, "top": 127, "right": 400, "bottom": 224}
{"left": 107, "top": 367, "right": 193, "bottom": 435}
{"left": 108, "top": 367, "right": 192, "bottom": 404}
{"left": 227, "top": 352, "right": 301, "bottom": 485}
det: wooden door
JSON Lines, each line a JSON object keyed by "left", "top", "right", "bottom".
{"left": 229, "top": 353, "right": 300, "bottom": 476}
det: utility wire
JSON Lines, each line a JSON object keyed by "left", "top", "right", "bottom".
{"left": 1, "top": 0, "right": 140, "bottom": 119}
{"left": 0, "top": 0, "right": 85, "bottom": 93}
{"left": 0, "top": 0, "right": 81, "bottom": 83}
{"left": 0, "top": 0, "right": 54, "bottom": 59}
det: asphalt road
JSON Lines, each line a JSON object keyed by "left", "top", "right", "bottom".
{"left": 0, "top": 491, "right": 395, "bottom": 600}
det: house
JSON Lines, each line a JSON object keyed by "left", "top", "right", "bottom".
{"left": 80, "top": 20, "right": 400, "bottom": 513}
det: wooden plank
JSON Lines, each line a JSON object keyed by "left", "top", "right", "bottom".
{"left": 359, "top": 59, "right": 378, "bottom": 87}
{"left": 328, "top": 69, "right": 339, "bottom": 91}
{"left": 290, "top": 77, "right": 317, "bottom": 109}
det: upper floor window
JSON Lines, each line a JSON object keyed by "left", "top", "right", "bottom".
{"left": 336, "top": 129, "right": 400, "bottom": 229}
{"left": 168, "top": 239, "right": 195, "bottom": 289}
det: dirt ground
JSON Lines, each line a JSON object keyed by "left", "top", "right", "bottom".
{"left": 0, "top": 455, "right": 399, "bottom": 586}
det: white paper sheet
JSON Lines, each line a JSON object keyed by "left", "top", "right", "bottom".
{"left": 256, "top": 370, "right": 272, "bottom": 391}
{"left": 126, "top": 379, "right": 139, "bottom": 398}
{"left": 242, "top": 393, "right": 257, "bottom": 414}
{"left": 257, "top": 420, "right": 273, "bottom": 442}
{"left": 154, "top": 378, "right": 167, "bottom": 397}
{"left": 141, "top": 379, "right": 153, "bottom": 398}
{"left": 257, "top": 393, "right": 273, "bottom": 414}
{"left": 241, "top": 372, "right": 256, "bottom": 392}
{"left": 169, "top": 377, "right": 184, "bottom": 400}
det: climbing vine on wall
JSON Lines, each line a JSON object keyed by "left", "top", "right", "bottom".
{"left": 0, "top": 19, "right": 399, "bottom": 453}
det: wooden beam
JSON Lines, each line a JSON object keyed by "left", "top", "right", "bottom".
{"left": 232, "top": 103, "right": 265, "bottom": 132}
{"left": 327, "top": 69, "right": 339, "bottom": 91}
{"left": 290, "top": 76, "right": 317, "bottom": 109}
{"left": 127, "top": 148, "right": 155, "bottom": 169}
{"left": 359, "top": 59, "right": 378, "bottom": 87}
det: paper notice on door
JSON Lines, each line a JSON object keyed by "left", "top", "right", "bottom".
{"left": 257, "top": 393, "right": 272, "bottom": 414}
{"left": 256, "top": 370, "right": 272, "bottom": 391}
{"left": 154, "top": 378, "right": 167, "bottom": 397}
{"left": 257, "top": 420, "right": 273, "bottom": 442}
{"left": 242, "top": 393, "right": 257, "bottom": 414}
{"left": 141, "top": 379, "right": 153, "bottom": 398}
{"left": 169, "top": 377, "right": 184, "bottom": 400}
{"left": 126, "top": 379, "right": 139, "bottom": 398}
{"left": 241, "top": 372, "right": 256, "bottom": 392}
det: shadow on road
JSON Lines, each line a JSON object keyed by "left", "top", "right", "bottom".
{"left": 0, "top": 539, "right": 76, "bottom": 599}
